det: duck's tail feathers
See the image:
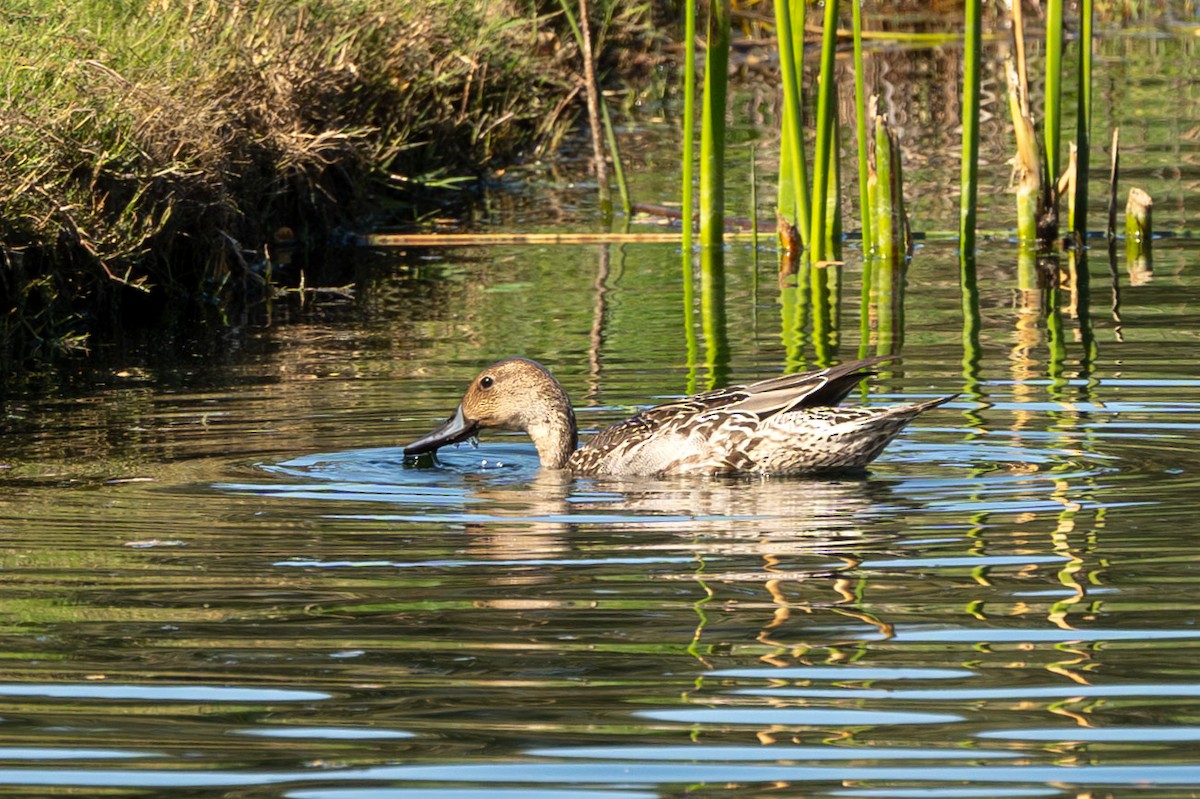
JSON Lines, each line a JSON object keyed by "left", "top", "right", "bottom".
{"left": 887, "top": 393, "right": 959, "bottom": 419}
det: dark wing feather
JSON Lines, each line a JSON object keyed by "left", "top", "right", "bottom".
{"left": 727, "top": 356, "right": 892, "bottom": 417}
{"left": 582, "top": 357, "right": 893, "bottom": 453}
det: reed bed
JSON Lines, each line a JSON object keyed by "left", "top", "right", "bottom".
{"left": 3, "top": 0, "right": 1167, "bottom": 367}
{"left": 667, "top": 0, "right": 1130, "bottom": 364}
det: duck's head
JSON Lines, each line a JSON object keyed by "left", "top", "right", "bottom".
{"left": 404, "top": 358, "right": 578, "bottom": 469}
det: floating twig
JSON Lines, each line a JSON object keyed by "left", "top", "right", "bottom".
{"left": 362, "top": 232, "right": 723, "bottom": 247}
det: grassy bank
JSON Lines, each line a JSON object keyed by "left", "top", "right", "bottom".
{"left": 0, "top": 0, "right": 589, "bottom": 360}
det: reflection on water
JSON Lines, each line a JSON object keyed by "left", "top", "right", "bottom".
{"left": 5, "top": 241, "right": 1200, "bottom": 795}
{"left": 4, "top": 336, "right": 1200, "bottom": 795}
{"left": 0, "top": 21, "right": 1197, "bottom": 799}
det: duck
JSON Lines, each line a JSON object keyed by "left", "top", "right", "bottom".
{"left": 403, "top": 356, "right": 954, "bottom": 476}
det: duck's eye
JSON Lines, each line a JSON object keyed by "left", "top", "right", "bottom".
{"left": 480, "top": 376, "right": 494, "bottom": 389}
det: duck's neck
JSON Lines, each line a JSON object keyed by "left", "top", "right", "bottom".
{"left": 527, "top": 404, "right": 578, "bottom": 469}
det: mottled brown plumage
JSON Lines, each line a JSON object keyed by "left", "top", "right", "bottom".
{"left": 404, "top": 357, "right": 954, "bottom": 476}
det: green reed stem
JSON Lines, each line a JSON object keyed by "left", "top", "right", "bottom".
{"left": 1066, "top": 144, "right": 1078, "bottom": 237}
{"left": 681, "top": 0, "right": 698, "bottom": 392}
{"left": 861, "top": 154, "right": 879, "bottom": 360}
{"left": 825, "top": 112, "right": 842, "bottom": 255}
{"left": 851, "top": 0, "right": 872, "bottom": 256}
{"left": 874, "top": 254, "right": 897, "bottom": 357}
{"left": 790, "top": 0, "right": 807, "bottom": 230}
{"left": 808, "top": 0, "right": 839, "bottom": 263}
{"left": 893, "top": 122, "right": 910, "bottom": 254}
{"left": 871, "top": 116, "right": 893, "bottom": 265}
{"left": 681, "top": 0, "right": 696, "bottom": 253}
{"left": 599, "top": 97, "right": 631, "bottom": 218}
{"left": 1015, "top": 173, "right": 1040, "bottom": 246}
{"left": 1072, "top": 0, "right": 1093, "bottom": 238}
{"left": 750, "top": 144, "right": 760, "bottom": 278}
{"left": 1106, "top": 127, "right": 1120, "bottom": 241}
{"left": 959, "top": 0, "right": 981, "bottom": 255}
{"left": 773, "top": 0, "right": 809, "bottom": 243}
{"left": 1045, "top": 0, "right": 1064, "bottom": 187}
{"left": 779, "top": 109, "right": 796, "bottom": 229}
{"left": 699, "top": 0, "right": 730, "bottom": 249}
{"left": 681, "top": 0, "right": 700, "bottom": 391}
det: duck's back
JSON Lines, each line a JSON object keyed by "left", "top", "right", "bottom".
{"left": 565, "top": 358, "right": 951, "bottom": 476}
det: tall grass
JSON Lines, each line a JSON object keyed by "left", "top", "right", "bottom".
{"left": 0, "top": 0, "right": 575, "bottom": 356}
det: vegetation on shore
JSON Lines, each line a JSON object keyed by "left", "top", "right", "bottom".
{"left": 0, "top": 0, "right": 601, "bottom": 360}
{"left": 4, "top": 0, "right": 1184, "bottom": 367}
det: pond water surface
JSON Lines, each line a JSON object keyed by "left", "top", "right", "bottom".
{"left": 2, "top": 16, "right": 1200, "bottom": 799}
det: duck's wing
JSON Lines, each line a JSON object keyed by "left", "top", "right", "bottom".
{"left": 580, "top": 389, "right": 742, "bottom": 455}
{"left": 725, "top": 356, "right": 892, "bottom": 417}
{"left": 580, "top": 357, "right": 892, "bottom": 455}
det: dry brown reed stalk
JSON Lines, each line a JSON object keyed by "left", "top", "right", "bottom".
{"left": 362, "top": 231, "right": 765, "bottom": 247}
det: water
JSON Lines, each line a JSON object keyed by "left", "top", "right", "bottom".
{"left": 1, "top": 19, "right": 1200, "bottom": 799}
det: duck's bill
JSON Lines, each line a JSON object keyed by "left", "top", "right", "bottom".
{"left": 404, "top": 405, "right": 479, "bottom": 455}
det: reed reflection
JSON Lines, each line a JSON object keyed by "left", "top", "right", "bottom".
{"left": 870, "top": 255, "right": 906, "bottom": 357}
{"left": 1107, "top": 238, "right": 1124, "bottom": 340}
{"left": 700, "top": 245, "right": 730, "bottom": 389}
{"left": 810, "top": 263, "right": 840, "bottom": 366}
{"left": 958, "top": 253, "right": 983, "bottom": 394}
{"left": 1066, "top": 248, "right": 1098, "bottom": 385}
{"left": 779, "top": 250, "right": 810, "bottom": 374}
